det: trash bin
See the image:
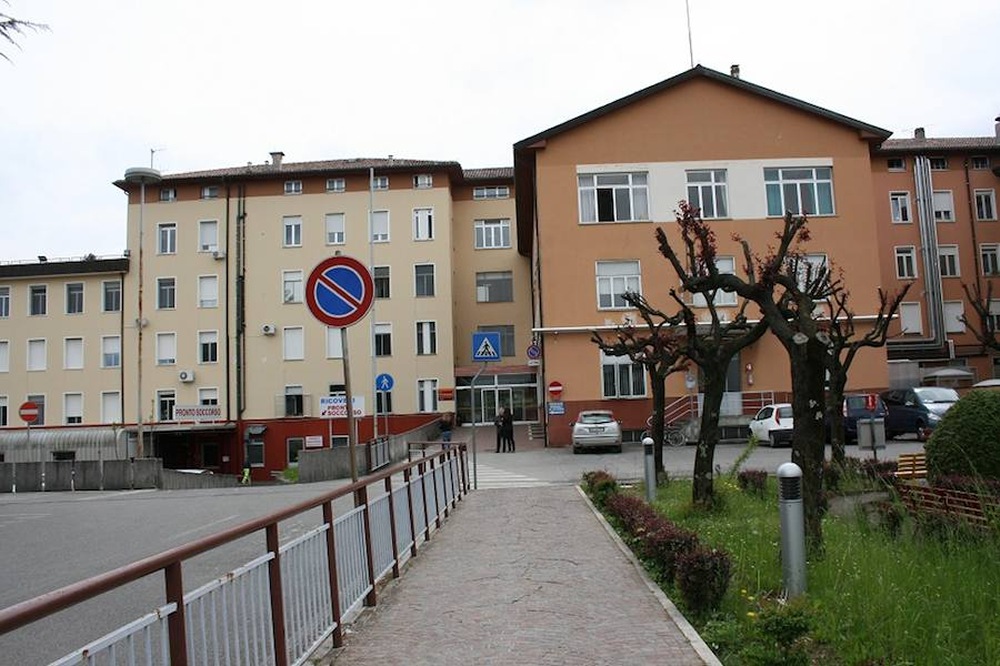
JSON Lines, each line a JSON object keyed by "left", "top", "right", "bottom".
{"left": 857, "top": 418, "right": 886, "bottom": 450}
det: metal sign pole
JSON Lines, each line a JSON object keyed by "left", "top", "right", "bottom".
{"left": 470, "top": 362, "right": 488, "bottom": 490}
{"left": 342, "top": 328, "right": 358, "bottom": 483}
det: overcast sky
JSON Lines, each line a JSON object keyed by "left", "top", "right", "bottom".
{"left": 1, "top": 0, "right": 998, "bottom": 261}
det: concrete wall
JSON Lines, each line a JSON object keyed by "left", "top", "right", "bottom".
{"left": 0, "top": 459, "right": 162, "bottom": 493}
{"left": 160, "top": 469, "right": 240, "bottom": 490}
{"left": 298, "top": 422, "right": 440, "bottom": 483}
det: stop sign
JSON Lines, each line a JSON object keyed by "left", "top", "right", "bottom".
{"left": 548, "top": 381, "right": 563, "bottom": 398}
{"left": 19, "top": 401, "right": 39, "bottom": 424}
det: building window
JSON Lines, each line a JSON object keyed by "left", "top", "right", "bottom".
{"left": 765, "top": 167, "right": 834, "bottom": 216}
{"left": 287, "top": 437, "right": 304, "bottom": 466}
{"left": 283, "top": 327, "right": 304, "bottom": 361}
{"left": 101, "top": 391, "right": 120, "bottom": 424}
{"left": 372, "top": 176, "right": 389, "bottom": 191}
{"left": 0, "top": 341, "right": 8, "bottom": 372}
{"left": 933, "top": 191, "right": 954, "bottom": 221}
{"left": 199, "top": 331, "right": 218, "bottom": 364}
{"left": 157, "top": 277, "right": 176, "bottom": 309}
{"left": 376, "top": 390, "right": 393, "bottom": 414}
{"left": 283, "top": 216, "right": 302, "bottom": 247}
{"left": 889, "top": 192, "right": 911, "bottom": 223}
{"left": 157, "top": 390, "right": 176, "bottom": 421}
{"left": 686, "top": 169, "right": 729, "bottom": 219}
{"left": 326, "top": 327, "right": 344, "bottom": 359}
{"left": 156, "top": 333, "right": 176, "bottom": 365}
{"left": 476, "top": 271, "right": 513, "bottom": 303}
{"left": 975, "top": 189, "right": 997, "bottom": 221}
{"left": 417, "top": 379, "right": 438, "bottom": 413}
{"left": 972, "top": 156, "right": 991, "bottom": 170}
{"left": 981, "top": 244, "right": 1000, "bottom": 276}
{"left": 887, "top": 157, "right": 905, "bottom": 171}
{"left": 29, "top": 285, "right": 47, "bottom": 316}
{"left": 27, "top": 339, "right": 46, "bottom": 371}
{"left": 944, "top": 301, "right": 965, "bottom": 333}
{"left": 929, "top": 157, "right": 948, "bottom": 170}
{"left": 0, "top": 286, "right": 8, "bottom": 318}
{"left": 158, "top": 223, "right": 177, "bottom": 254}
{"left": 794, "top": 253, "right": 828, "bottom": 291}
{"left": 895, "top": 247, "right": 917, "bottom": 279}
{"left": 283, "top": 270, "right": 304, "bottom": 303}
{"left": 414, "top": 264, "right": 435, "bottom": 297}
{"left": 66, "top": 282, "right": 84, "bottom": 314}
{"left": 473, "top": 185, "right": 509, "bottom": 200}
{"left": 413, "top": 208, "right": 434, "bottom": 240}
{"left": 201, "top": 185, "right": 219, "bottom": 200}
{"left": 371, "top": 210, "right": 389, "bottom": 242}
{"left": 64, "top": 337, "right": 83, "bottom": 370}
{"left": 64, "top": 393, "right": 83, "bottom": 425}
{"left": 989, "top": 300, "right": 1000, "bottom": 331}
{"left": 596, "top": 260, "right": 641, "bottom": 309}
{"left": 199, "top": 220, "right": 219, "bottom": 252}
{"left": 284, "top": 385, "right": 304, "bottom": 417}
{"left": 102, "top": 336, "right": 121, "bottom": 368}
{"left": 477, "top": 325, "right": 514, "bottom": 357}
{"left": 474, "top": 218, "right": 511, "bottom": 249}
{"left": 325, "top": 213, "right": 345, "bottom": 245}
{"left": 326, "top": 178, "right": 346, "bottom": 193}
{"left": 692, "top": 257, "right": 738, "bottom": 307}
{"left": 374, "top": 266, "right": 390, "bottom": 299}
{"left": 416, "top": 321, "right": 437, "bottom": 355}
{"left": 198, "top": 275, "right": 219, "bottom": 308}
{"left": 578, "top": 172, "right": 649, "bottom": 223}
{"left": 601, "top": 352, "right": 646, "bottom": 399}
{"left": 160, "top": 187, "right": 176, "bottom": 202}
{"left": 939, "top": 246, "right": 960, "bottom": 278}
{"left": 374, "top": 323, "right": 392, "bottom": 357}
{"left": 0, "top": 396, "right": 6, "bottom": 426}
{"left": 284, "top": 180, "right": 302, "bottom": 195}
{"left": 26, "top": 394, "right": 45, "bottom": 425}
{"left": 102, "top": 281, "right": 121, "bottom": 312}
{"left": 199, "top": 388, "right": 219, "bottom": 405}
{"left": 413, "top": 174, "right": 433, "bottom": 189}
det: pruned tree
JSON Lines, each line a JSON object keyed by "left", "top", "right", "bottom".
{"left": 656, "top": 204, "right": 836, "bottom": 552}
{"left": 591, "top": 298, "right": 687, "bottom": 477}
{"left": 961, "top": 281, "right": 1000, "bottom": 352}
{"left": 1, "top": 4, "right": 47, "bottom": 62}
{"left": 823, "top": 281, "right": 911, "bottom": 466}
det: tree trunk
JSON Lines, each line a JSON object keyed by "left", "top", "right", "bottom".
{"left": 788, "top": 337, "right": 830, "bottom": 555}
{"left": 827, "top": 374, "right": 848, "bottom": 467}
{"left": 650, "top": 371, "right": 667, "bottom": 478}
{"left": 693, "top": 369, "right": 725, "bottom": 506}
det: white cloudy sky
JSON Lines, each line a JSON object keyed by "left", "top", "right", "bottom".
{"left": 1, "top": 0, "right": 998, "bottom": 260}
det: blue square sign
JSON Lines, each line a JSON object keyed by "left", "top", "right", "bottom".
{"left": 472, "top": 332, "right": 502, "bottom": 362}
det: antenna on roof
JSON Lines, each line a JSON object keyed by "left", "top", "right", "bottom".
{"left": 150, "top": 147, "right": 164, "bottom": 168}
{"left": 685, "top": 0, "right": 694, "bottom": 68}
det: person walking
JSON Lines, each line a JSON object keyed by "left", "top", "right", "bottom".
{"left": 440, "top": 412, "right": 454, "bottom": 450}
{"left": 501, "top": 407, "right": 515, "bottom": 452}
{"left": 494, "top": 408, "right": 505, "bottom": 453}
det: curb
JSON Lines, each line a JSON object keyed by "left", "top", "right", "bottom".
{"left": 576, "top": 485, "right": 723, "bottom": 666}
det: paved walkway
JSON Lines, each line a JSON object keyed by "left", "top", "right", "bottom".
{"left": 315, "top": 484, "right": 720, "bottom": 665}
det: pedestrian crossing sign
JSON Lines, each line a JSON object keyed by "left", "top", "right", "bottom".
{"left": 472, "top": 332, "right": 502, "bottom": 362}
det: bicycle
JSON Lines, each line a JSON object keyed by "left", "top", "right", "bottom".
{"left": 643, "top": 414, "right": 686, "bottom": 447}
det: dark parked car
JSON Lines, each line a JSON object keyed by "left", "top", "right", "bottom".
{"left": 880, "top": 387, "right": 959, "bottom": 440}
{"left": 827, "top": 394, "right": 888, "bottom": 444}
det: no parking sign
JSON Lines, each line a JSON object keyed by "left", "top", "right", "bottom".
{"left": 306, "top": 256, "right": 374, "bottom": 327}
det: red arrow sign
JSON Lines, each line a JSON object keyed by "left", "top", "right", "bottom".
{"left": 19, "top": 401, "right": 39, "bottom": 424}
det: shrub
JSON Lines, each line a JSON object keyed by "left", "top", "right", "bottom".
{"left": 926, "top": 390, "right": 1000, "bottom": 480}
{"left": 581, "top": 470, "right": 619, "bottom": 508}
{"left": 933, "top": 474, "right": 1000, "bottom": 497}
{"left": 640, "top": 520, "right": 700, "bottom": 583}
{"left": 736, "top": 469, "right": 768, "bottom": 497}
{"left": 674, "top": 546, "right": 732, "bottom": 615}
{"left": 605, "top": 492, "right": 656, "bottom": 533}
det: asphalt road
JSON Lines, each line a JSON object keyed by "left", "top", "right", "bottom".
{"left": 0, "top": 435, "right": 924, "bottom": 665}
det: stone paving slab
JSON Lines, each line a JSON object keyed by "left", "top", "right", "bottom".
{"left": 314, "top": 485, "right": 719, "bottom": 665}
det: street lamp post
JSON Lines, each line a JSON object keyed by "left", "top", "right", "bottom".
{"left": 124, "top": 167, "right": 162, "bottom": 459}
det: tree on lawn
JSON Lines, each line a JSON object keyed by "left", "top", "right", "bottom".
{"left": 1, "top": 5, "right": 47, "bottom": 61}
{"left": 823, "top": 281, "right": 911, "bottom": 466}
{"left": 656, "top": 205, "right": 835, "bottom": 552}
{"left": 961, "top": 281, "right": 1000, "bottom": 352}
{"left": 591, "top": 298, "right": 687, "bottom": 478}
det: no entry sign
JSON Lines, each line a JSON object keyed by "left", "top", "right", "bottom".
{"left": 19, "top": 401, "right": 39, "bottom": 424}
{"left": 306, "top": 256, "right": 375, "bottom": 327}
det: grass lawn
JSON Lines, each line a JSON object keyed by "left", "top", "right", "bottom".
{"left": 648, "top": 476, "right": 1000, "bottom": 665}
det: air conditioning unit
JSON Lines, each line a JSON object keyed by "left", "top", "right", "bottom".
{"left": 261, "top": 324, "right": 277, "bottom": 336}
{"left": 212, "top": 250, "right": 226, "bottom": 260}
{"left": 178, "top": 369, "right": 195, "bottom": 383}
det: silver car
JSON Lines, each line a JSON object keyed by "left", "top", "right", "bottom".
{"left": 572, "top": 410, "right": 623, "bottom": 454}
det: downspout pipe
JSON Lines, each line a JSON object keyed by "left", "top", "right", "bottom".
{"left": 964, "top": 158, "right": 983, "bottom": 294}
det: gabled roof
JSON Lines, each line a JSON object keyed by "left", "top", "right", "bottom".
{"left": 876, "top": 137, "right": 1000, "bottom": 153}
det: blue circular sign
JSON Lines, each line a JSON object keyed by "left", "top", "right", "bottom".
{"left": 306, "top": 256, "right": 374, "bottom": 327}
{"left": 526, "top": 343, "right": 541, "bottom": 360}
{"left": 375, "top": 373, "right": 394, "bottom": 392}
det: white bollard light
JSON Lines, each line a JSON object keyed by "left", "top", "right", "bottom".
{"left": 777, "top": 462, "right": 806, "bottom": 598}
{"left": 643, "top": 437, "right": 656, "bottom": 502}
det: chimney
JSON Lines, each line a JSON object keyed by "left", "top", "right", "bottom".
{"left": 730, "top": 64, "right": 740, "bottom": 79}
{"left": 270, "top": 151, "right": 284, "bottom": 168}
{"left": 914, "top": 127, "right": 925, "bottom": 140}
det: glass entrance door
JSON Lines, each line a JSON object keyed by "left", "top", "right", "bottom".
{"left": 480, "top": 387, "right": 513, "bottom": 424}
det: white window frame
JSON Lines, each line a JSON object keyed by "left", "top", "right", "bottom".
{"left": 102, "top": 280, "right": 121, "bottom": 313}
{"left": 29, "top": 284, "right": 46, "bottom": 316}
{"left": 157, "top": 277, "right": 176, "bottom": 309}
{"left": 101, "top": 391, "right": 121, "bottom": 424}
{"left": 283, "top": 327, "right": 304, "bottom": 361}
{"left": 972, "top": 156, "right": 991, "bottom": 170}
{"left": 156, "top": 332, "right": 177, "bottom": 365}
{"left": 414, "top": 264, "right": 435, "bottom": 298}
{"left": 325, "top": 327, "right": 344, "bottom": 359}
{"left": 578, "top": 172, "right": 649, "bottom": 223}
{"left": 975, "top": 189, "right": 997, "bottom": 221}
{"left": 157, "top": 390, "right": 176, "bottom": 421}
{"left": 981, "top": 244, "right": 1000, "bottom": 276}
{"left": 933, "top": 190, "right": 955, "bottom": 222}
{"left": 895, "top": 247, "right": 917, "bottom": 279}
{"left": 198, "top": 220, "right": 219, "bottom": 252}
{"left": 601, "top": 352, "right": 646, "bottom": 399}
{"left": 374, "top": 323, "right": 392, "bottom": 357}
{"left": 158, "top": 223, "right": 177, "bottom": 254}
{"left": 284, "top": 180, "right": 303, "bottom": 195}
{"left": 938, "top": 245, "right": 960, "bottom": 278}
{"left": 929, "top": 157, "right": 948, "bottom": 170}
{"left": 686, "top": 169, "right": 729, "bottom": 219}
{"left": 64, "top": 393, "right": 83, "bottom": 425}
{"left": 198, "top": 330, "right": 219, "bottom": 364}
{"left": 326, "top": 178, "right": 346, "bottom": 193}
{"left": 372, "top": 176, "right": 389, "bottom": 191}
{"left": 417, "top": 379, "right": 438, "bottom": 413}
{"left": 283, "top": 216, "right": 303, "bottom": 247}
{"left": 473, "top": 185, "right": 509, "bottom": 200}
{"left": 65, "top": 282, "right": 84, "bottom": 315}
{"left": 160, "top": 187, "right": 176, "bottom": 202}
{"left": 27, "top": 339, "right": 46, "bottom": 371}
{"left": 413, "top": 174, "right": 433, "bottom": 189}
{"left": 596, "top": 260, "right": 641, "bottom": 310}
{"left": 416, "top": 321, "right": 437, "bottom": 356}
{"left": 889, "top": 191, "right": 912, "bottom": 223}
{"left": 475, "top": 271, "right": 513, "bottom": 303}
{"left": 199, "top": 387, "right": 219, "bottom": 405}
{"left": 413, "top": 208, "right": 434, "bottom": 241}
{"left": 0, "top": 285, "right": 8, "bottom": 318}
{"left": 374, "top": 266, "right": 390, "bottom": 299}
{"left": 64, "top": 337, "right": 84, "bottom": 370}
{"left": 474, "top": 218, "right": 511, "bottom": 249}
{"left": 899, "top": 302, "right": 922, "bottom": 334}
{"left": 693, "top": 257, "right": 738, "bottom": 307}
{"left": 989, "top": 300, "right": 1000, "bottom": 332}
{"left": 101, "top": 335, "right": 121, "bottom": 368}
{"left": 325, "top": 213, "right": 345, "bottom": 245}
{"left": 887, "top": 157, "right": 905, "bottom": 172}
{"left": 943, "top": 301, "right": 965, "bottom": 333}
{"left": 0, "top": 340, "right": 8, "bottom": 372}
{"left": 201, "top": 185, "right": 219, "bottom": 200}
{"left": 198, "top": 275, "right": 219, "bottom": 308}
{"left": 765, "top": 166, "right": 835, "bottom": 216}
{"left": 371, "top": 210, "right": 389, "bottom": 243}
{"left": 477, "top": 325, "right": 515, "bottom": 357}
{"left": 283, "top": 270, "right": 304, "bottom": 304}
